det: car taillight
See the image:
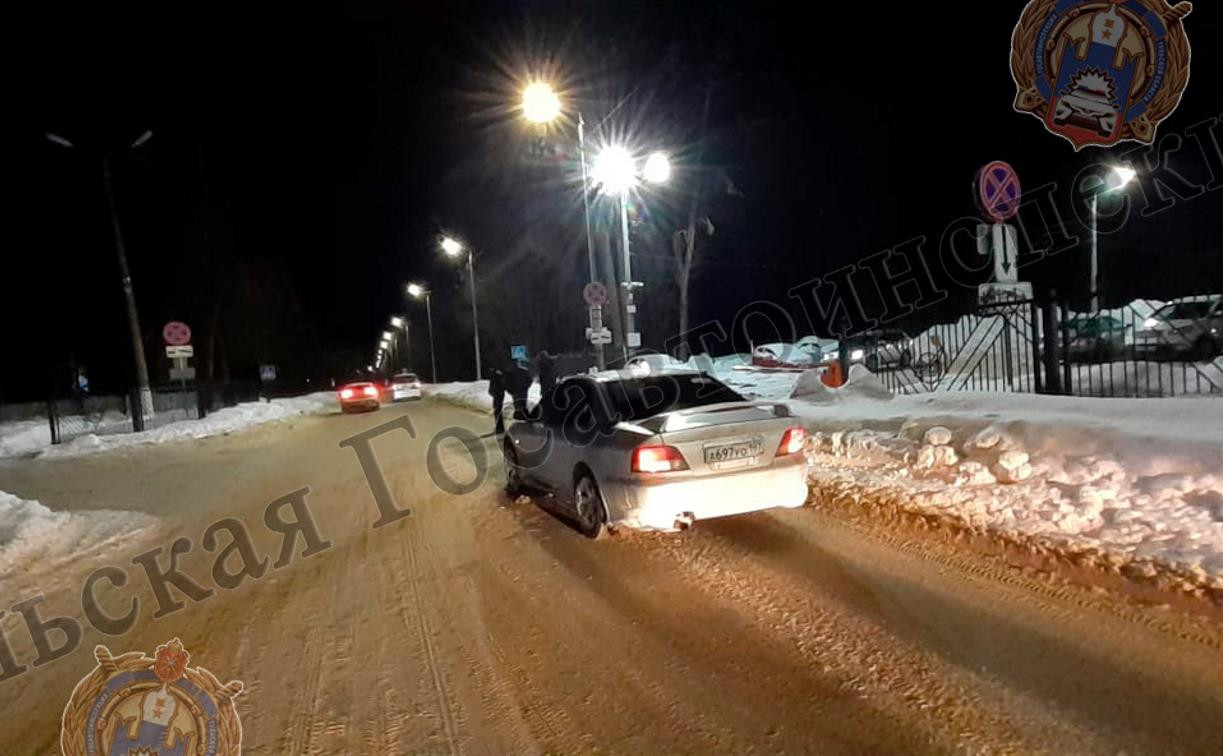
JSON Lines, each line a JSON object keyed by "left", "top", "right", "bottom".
{"left": 777, "top": 427, "right": 806, "bottom": 456}
{"left": 631, "top": 445, "right": 688, "bottom": 473}
{"left": 363, "top": 385, "right": 379, "bottom": 397}
{"left": 339, "top": 388, "right": 355, "bottom": 399}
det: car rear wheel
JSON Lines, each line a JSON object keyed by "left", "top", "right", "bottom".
{"left": 503, "top": 442, "right": 523, "bottom": 496}
{"left": 573, "top": 472, "right": 609, "bottom": 540}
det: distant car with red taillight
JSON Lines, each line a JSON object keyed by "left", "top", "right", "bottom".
{"left": 502, "top": 370, "right": 809, "bottom": 538}
{"left": 337, "top": 381, "right": 381, "bottom": 413}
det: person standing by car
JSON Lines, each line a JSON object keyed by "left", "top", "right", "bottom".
{"left": 488, "top": 367, "right": 507, "bottom": 435}
{"left": 507, "top": 360, "right": 532, "bottom": 419}
{"left": 538, "top": 350, "right": 557, "bottom": 396}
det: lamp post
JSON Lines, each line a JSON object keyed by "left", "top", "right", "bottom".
{"left": 390, "top": 315, "right": 410, "bottom": 372}
{"left": 441, "top": 236, "right": 481, "bottom": 380}
{"left": 407, "top": 283, "right": 437, "bottom": 383}
{"left": 46, "top": 130, "right": 157, "bottom": 419}
{"left": 522, "top": 82, "right": 604, "bottom": 368}
{"left": 591, "top": 146, "right": 671, "bottom": 358}
{"left": 381, "top": 330, "right": 396, "bottom": 373}
{"left": 1088, "top": 165, "right": 1138, "bottom": 313}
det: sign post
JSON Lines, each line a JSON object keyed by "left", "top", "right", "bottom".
{"left": 583, "top": 282, "right": 608, "bottom": 369}
{"left": 974, "top": 162, "right": 1031, "bottom": 304}
{"left": 162, "top": 322, "right": 196, "bottom": 386}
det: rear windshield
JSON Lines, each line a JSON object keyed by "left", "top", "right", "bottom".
{"left": 602, "top": 375, "right": 743, "bottom": 422}
{"left": 395, "top": 374, "right": 418, "bottom": 381}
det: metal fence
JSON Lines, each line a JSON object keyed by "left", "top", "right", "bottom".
{"left": 1054, "top": 300, "right": 1223, "bottom": 398}
{"left": 872, "top": 296, "right": 1223, "bottom": 399}
{"left": 48, "top": 392, "right": 139, "bottom": 445}
{"left": 4, "top": 380, "right": 286, "bottom": 451}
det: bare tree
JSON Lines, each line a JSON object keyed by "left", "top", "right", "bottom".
{"left": 671, "top": 83, "right": 715, "bottom": 360}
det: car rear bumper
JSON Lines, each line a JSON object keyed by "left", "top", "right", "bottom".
{"left": 392, "top": 387, "right": 421, "bottom": 401}
{"left": 602, "top": 455, "right": 809, "bottom": 531}
{"left": 341, "top": 399, "right": 380, "bottom": 412}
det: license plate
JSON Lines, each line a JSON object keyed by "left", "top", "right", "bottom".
{"left": 704, "top": 437, "right": 764, "bottom": 470}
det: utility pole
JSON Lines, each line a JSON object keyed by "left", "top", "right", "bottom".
{"left": 618, "top": 190, "right": 639, "bottom": 359}
{"left": 103, "top": 154, "right": 154, "bottom": 417}
{"left": 465, "top": 252, "right": 481, "bottom": 380}
{"left": 425, "top": 293, "right": 437, "bottom": 383}
{"left": 48, "top": 131, "right": 155, "bottom": 417}
{"left": 578, "top": 113, "right": 605, "bottom": 369}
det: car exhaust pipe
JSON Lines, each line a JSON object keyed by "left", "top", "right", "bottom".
{"left": 674, "top": 512, "right": 695, "bottom": 530}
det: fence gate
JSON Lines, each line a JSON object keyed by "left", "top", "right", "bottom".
{"left": 876, "top": 299, "right": 1042, "bottom": 395}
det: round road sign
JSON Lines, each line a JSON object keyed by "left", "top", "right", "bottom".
{"left": 975, "top": 161, "right": 1022, "bottom": 222}
{"left": 583, "top": 282, "right": 608, "bottom": 307}
{"left": 163, "top": 321, "right": 192, "bottom": 346}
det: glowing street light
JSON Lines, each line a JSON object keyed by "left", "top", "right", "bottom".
{"left": 642, "top": 151, "right": 671, "bottom": 184}
{"left": 592, "top": 145, "right": 636, "bottom": 195}
{"left": 592, "top": 145, "right": 671, "bottom": 356}
{"left": 1108, "top": 165, "right": 1137, "bottom": 191}
{"left": 521, "top": 82, "right": 562, "bottom": 124}
{"left": 406, "top": 282, "right": 437, "bottom": 383}
{"left": 390, "top": 316, "right": 404, "bottom": 328}
{"left": 1088, "top": 163, "right": 1139, "bottom": 312}
{"left": 439, "top": 235, "right": 481, "bottom": 380}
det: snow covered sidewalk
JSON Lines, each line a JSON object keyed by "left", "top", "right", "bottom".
{"left": 0, "top": 393, "right": 338, "bottom": 459}
{"left": 786, "top": 371, "right": 1223, "bottom": 593}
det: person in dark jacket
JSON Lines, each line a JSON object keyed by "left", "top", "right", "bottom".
{"left": 488, "top": 368, "right": 507, "bottom": 435}
{"left": 538, "top": 351, "right": 557, "bottom": 396}
{"left": 507, "top": 360, "right": 532, "bottom": 419}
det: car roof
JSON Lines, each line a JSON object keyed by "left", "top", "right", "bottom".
{"left": 580, "top": 368, "right": 704, "bottom": 384}
{"left": 1166, "top": 294, "right": 1221, "bottom": 304}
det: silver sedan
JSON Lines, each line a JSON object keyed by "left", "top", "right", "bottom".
{"left": 503, "top": 370, "right": 809, "bottom": 538}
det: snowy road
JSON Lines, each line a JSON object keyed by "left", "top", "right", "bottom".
{"left": 1, "top": 399, "right": 1222, "bottom": 753}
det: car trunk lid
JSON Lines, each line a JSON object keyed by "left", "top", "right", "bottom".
{"left": 645, "top": 402, "right": 794, "bottom": 475}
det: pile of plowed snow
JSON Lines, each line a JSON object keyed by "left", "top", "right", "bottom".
{"left": 0, "top": 490, "right": 157, "bottom": 582}
{"left": 792, "top": 389, "right": 1223, "bottom": 587}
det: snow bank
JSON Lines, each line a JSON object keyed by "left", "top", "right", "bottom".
{"left": 33, "top": 393, "right": 337, "bottom": 459}
{"left": 792, "top": 390, "right": 1223, "bottom": 588}
{"left": 0, "top": 418, "right": 51, "bottom": 458}
{"left": 0, "top": 490, "right": 157, "bottom": 582}
{"left": 423, "top": 381, "right": 541, "bottom": 413}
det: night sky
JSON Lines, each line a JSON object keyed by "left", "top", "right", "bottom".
{"left": 6, "top": 1, "right": 1222, "bottom": 399}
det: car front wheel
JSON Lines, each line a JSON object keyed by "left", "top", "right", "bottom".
{"left": 573, "top": 472, "right": 609, "bottom": 540}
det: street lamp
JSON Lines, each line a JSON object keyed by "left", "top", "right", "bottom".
{"left": 46, "top": 129, "right": 157, "bottom": 421}
{"left": 520, "top": 81, "right": 603, "bottom": 368}
{"left": 440, "top": 235, "right": 482, "bottom": 380}
{"left": 389, "top": 315, "right": 409, "bottom": 372}
{"left": 522, "top": 82, "right": 562, "bottom": 124}
{"left": 381, "top": 330, "right": 395, "bottom": 372}
{"left": 592, "top": 145, "right": 671, "bottom": 356}
{"left": 407, "top": 282, "right": 437, "bottom": 383}
{"left": 1088, "top": 164, "right": 1138, "bottom": 313}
